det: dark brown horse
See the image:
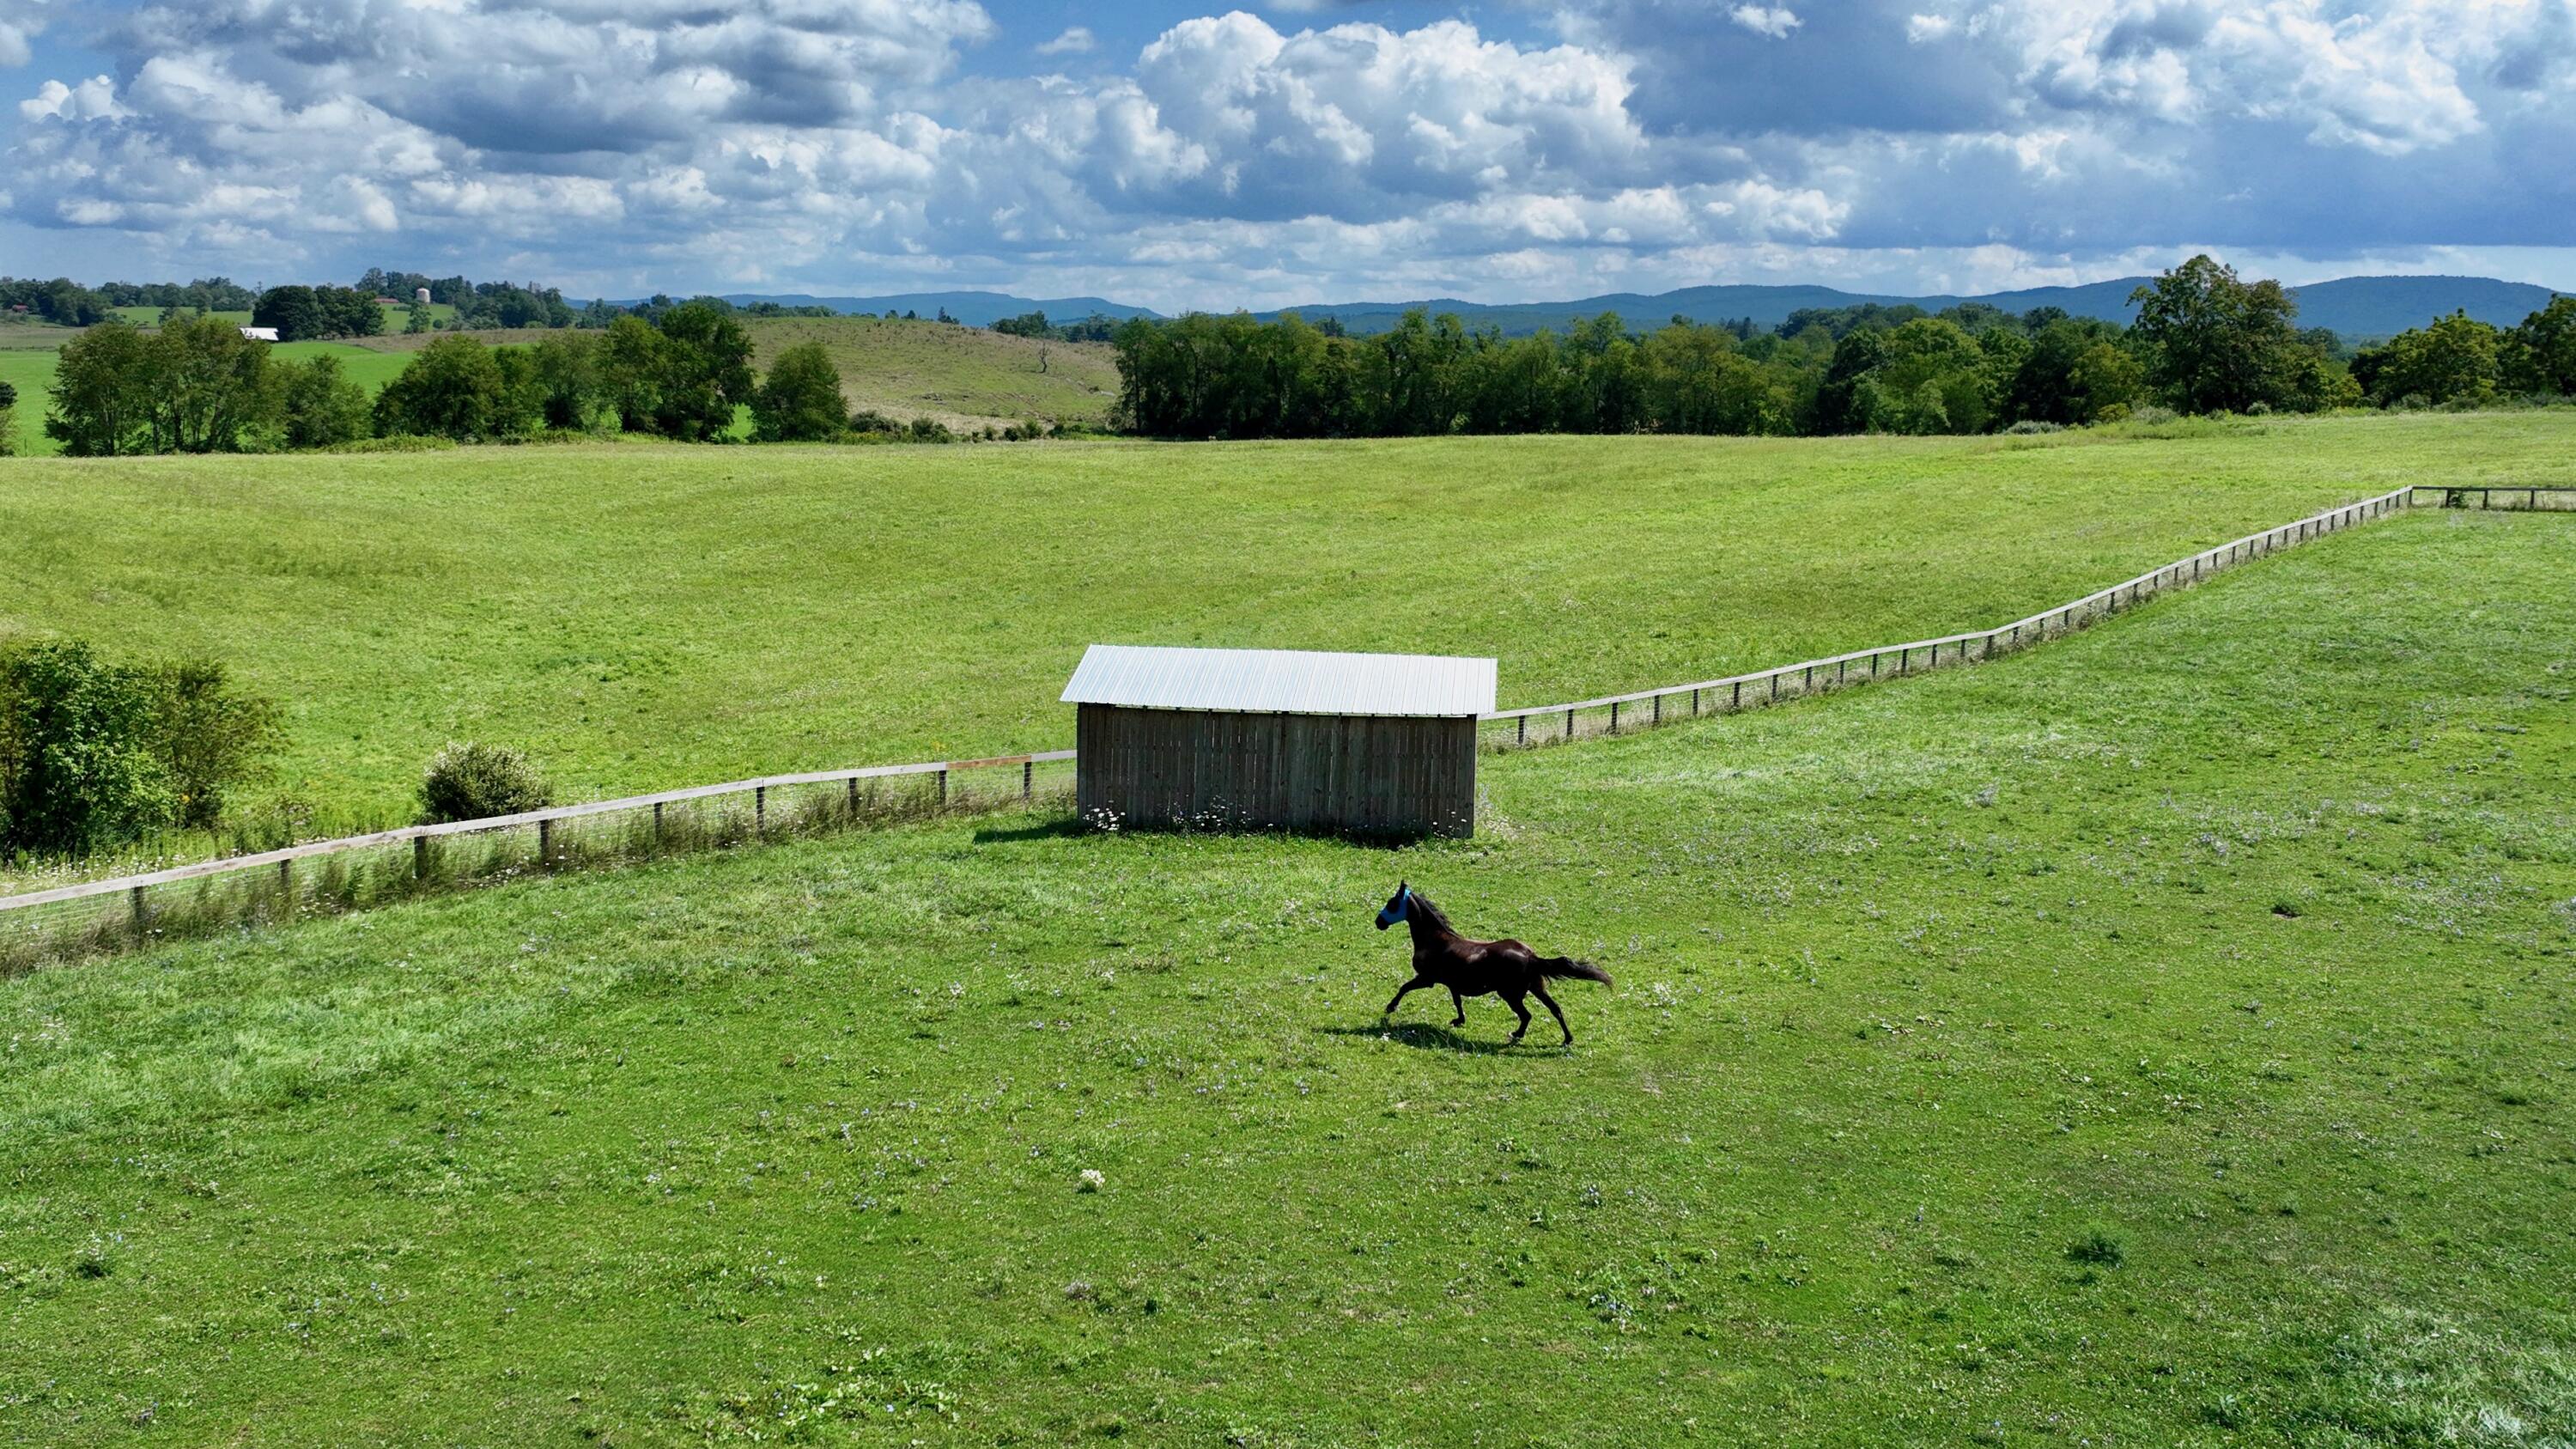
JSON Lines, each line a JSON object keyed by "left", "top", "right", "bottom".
{"left": 1374, "top": 882, "right": 1612, "bottom": 1044}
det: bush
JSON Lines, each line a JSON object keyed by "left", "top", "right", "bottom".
{"left": 2002, "top": 420, "right": 2063, "bottom": 435}
{"left": 0, "top": 378, "right": 16, "bottom": 457}
{"left": 152, "top": 660, "right": 282, "bottom": 829}
{"left": 418, "top": 742, "right": 550, "bottom": 824}
{"left": 0, "top": 640, "right": 171, "bottom": 858}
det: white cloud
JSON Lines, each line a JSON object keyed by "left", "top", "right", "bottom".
{"left": 0, "top": 0, "right": 2565, "bottom": 302}
{"left": 1729, "top": 6, "right": 1802, "bottom": 40}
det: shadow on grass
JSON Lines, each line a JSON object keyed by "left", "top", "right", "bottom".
{"left": 971, "top": 818, "right": 1088, "bottom": 844}
{"left": 1314, "top": 1022, "right": 1568, "bottom": 1056}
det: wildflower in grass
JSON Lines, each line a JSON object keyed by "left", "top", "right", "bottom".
{"left": 1077, "top": 1168, "right": 1105, "bottom": 1192}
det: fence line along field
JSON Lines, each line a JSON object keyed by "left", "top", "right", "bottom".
{"left": 22, "top": 478, "right": 2551, "bottom": 971}
{"left": 1, "top": 505, "right": 2568, "bottom": 1444}
{"left": 4, "top": 411, "right": 2571, "bottom": 886}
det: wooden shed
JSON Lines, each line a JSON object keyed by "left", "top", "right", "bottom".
{"left": 1063, "top": 645, "right": 1497, "bottom": 838}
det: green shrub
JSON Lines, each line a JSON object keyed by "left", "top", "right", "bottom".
{"left": 152, "top": 660, "right": 283, "bottom": 829}
{"left": 0, "top": 640, "right": 170, "bottom": 858}
{"left": 0, "top": 640, "right": 283, "bottom": 857}
{"left": 418, "top": 742, "right": 551, "bottom": 824}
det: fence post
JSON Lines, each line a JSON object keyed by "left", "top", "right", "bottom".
{"left": 414, "top": 835, "right": 428, "bottom": 881}
{"left": 1610, "top": 701, "right": 1619, "bottom": 734}
{"left": 755, "top": 785, "right": 766, "bottom": 836}
{"left": 1734, "top": 680, "right": 1742, "bottom": 710}
{"left": 131, "top": 886, "right": 147, "bottom": 934}
{"left": 939, "top": 770, "right": 949, "bottom": 808}
{"left": 538, "top": 817, "right": 552, "bottom": 865}
{"left": 1564, "top": 709, "right": 1573, "bottom": 740}
{"left": 845, "top": 777, "right": 859, "bottom": 815}
{"left": 1024, "top": 760, "right": 1034, "bottom": 799}
{"left": 1692, "top": 688, "right": 1700, "bottom": 717}
{"left": 1517, "top": 715, "right": 1527, "bottom": 746}
{"left": 1652, "top": 694, "right": 1662, "bottom": 725}
{"left": 279, "top": 858, "right": 292, "bottom": 904}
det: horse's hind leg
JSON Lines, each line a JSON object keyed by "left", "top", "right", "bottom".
{"left": 1503, "top": 991, "right": 1532, "bottom": 1044}
{"left": 1532, "top": 983, "right": 1574, "bottom": 1045}
{"left": 1384, "top": 977, "right": 1431, "bottom": 1019}
{"left": 1448, "top": 988, "right": 1467, "bottom": 1028}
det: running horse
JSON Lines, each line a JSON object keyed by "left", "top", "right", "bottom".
{"left": 1373, "top": 882, "right": 1612, "bottom": 1044}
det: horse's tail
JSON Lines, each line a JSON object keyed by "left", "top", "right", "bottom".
{"left": 1541, "top": 957, "right": 1612, "bottom": 987}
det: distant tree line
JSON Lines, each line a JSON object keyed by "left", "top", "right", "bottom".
{"left": 0, "top": 276, "right": 257, "bottom": 326}
{"left": 1113, "top": 257, "right": 2576, "bottom": 439}
{"left": 38, "top": 302, "right": 1077, "bottom": 454}
{"left": 990, "top": 310, "right": 1121, "bottom": 344}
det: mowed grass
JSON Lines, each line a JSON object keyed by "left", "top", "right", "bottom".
{"left": 2, "top": 412, "right": 2570, "bottom": 861}
{"left": 2, "top": 508, "right": 2570, "bottom": 1445}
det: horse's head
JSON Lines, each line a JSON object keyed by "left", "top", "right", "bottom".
{"left": 1375, "top": 881, "right": 1412, "bottom": 931}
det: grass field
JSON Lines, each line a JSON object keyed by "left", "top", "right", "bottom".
{"left": 735, "top": 316, "right": 1119, "bottom": 429}
{"left": 1, "top": 503, "right": 2568, "bottom": 1444}
{"left": 3, "top": 412, "right": 2570, "bottom": 873}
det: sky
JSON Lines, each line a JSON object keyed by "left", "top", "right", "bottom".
{"left": 0, "top": 0, "right": 2570, "bottom": 310}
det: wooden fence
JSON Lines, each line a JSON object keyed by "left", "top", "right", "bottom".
{"left": 1472, "top": 483, "right": 2572, "bottom": 749}
{"left": 4, "top": 481, "right": 2567, "bottom": 969}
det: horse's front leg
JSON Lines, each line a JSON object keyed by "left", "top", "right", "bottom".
{"left": 1383, "top": 976, "right": 1431, "bottom": 1019}
{"left": 1447, "top": 987, "right": 1467, "bottom": 1028}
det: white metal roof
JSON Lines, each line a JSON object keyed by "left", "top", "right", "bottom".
{"left": 238, "top": 326, "right": 281, "bottom": 342}
{"left": 1062, "top": 644, "right": 1497, "bottom": 718}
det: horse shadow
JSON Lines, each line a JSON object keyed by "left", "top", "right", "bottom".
{"left": 1313, "top": 1022, "right": 1557, "bottom": 1056}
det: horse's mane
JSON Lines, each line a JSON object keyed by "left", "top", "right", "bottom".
{"left": 1408, "top": 890, "right": 1455, "bottom": 934}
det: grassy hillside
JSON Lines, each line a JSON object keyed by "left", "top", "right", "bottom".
{"left": 5, "top": 414, "right": 2567, "bottom": 858}
{"left": 737, "top": 315, "right": 1118, "bottom": 429}
{"left": 2, "top": 507, "right": 2569, "bottom": 1444}
{"left": 343, "top": 315, "right": 1117, "bottom": 427}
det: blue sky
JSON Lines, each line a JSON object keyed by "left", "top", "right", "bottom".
{"left": 2, "top": 0, "right": 2570, "bottom": 310}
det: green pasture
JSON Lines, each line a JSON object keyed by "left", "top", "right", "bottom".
{"left": 2, "top": 413, "right": 2570, "bottom": 867}
{"left": 741, "top": 314, "right": 1120, "bottom": 429}
{"left": 2, "top": 505, "right": 2569, "bottom": 1444}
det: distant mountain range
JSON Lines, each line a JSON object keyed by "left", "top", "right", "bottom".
{"left": 697, "top": 275, "right": 2563, "bottom": 340}
{"left": 713, "top": 290, "right": 1157, "bottom": 326}
{"left": 1247, "top": 275, "right": 2567, "bottom": 340}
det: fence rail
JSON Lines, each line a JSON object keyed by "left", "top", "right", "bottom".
{"left": 6, "top": 480, "right": 2568, "bottom": 970}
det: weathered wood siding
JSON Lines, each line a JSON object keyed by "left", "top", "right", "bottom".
{"left": 1076, "top": 705, "right": 1476, "bottom": 837}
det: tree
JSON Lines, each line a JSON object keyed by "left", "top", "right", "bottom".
{"left": 374, "top": 336, "right": 533, "bottom": 441}
{"left": 2005, "top": 318, "right": 2144, "bottom": 424}
{"left": 751, "top": 343, "right": 848, "bottom": 441}
{"left": 253, "top": 285, "right": 328, "bottom": 343}
{"left": 2128, "top": 255, "right": 2316, "bottom": 414}
{"left": 278, "top": 353, "right": 374, "bottom": 448}
{"left": 598, "top": 316, "right": 666, "bottom": 432}
{"left": 527, "top": 332, "right": 605, "bottom": 430}
{"left": 143, "top": 314, "right": 280, "bottom": 453}
{"left": 2503, "top": 295, "right": 2576, "bottom": 398}
{"left": 46, "top": 320, "right": 153, "bottom": 456}
{"left": 2354, "top": 311, "right": 2501, "bottom": 407}
{"left": 647, "top": 301, "right": 756, "bottom": 440}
